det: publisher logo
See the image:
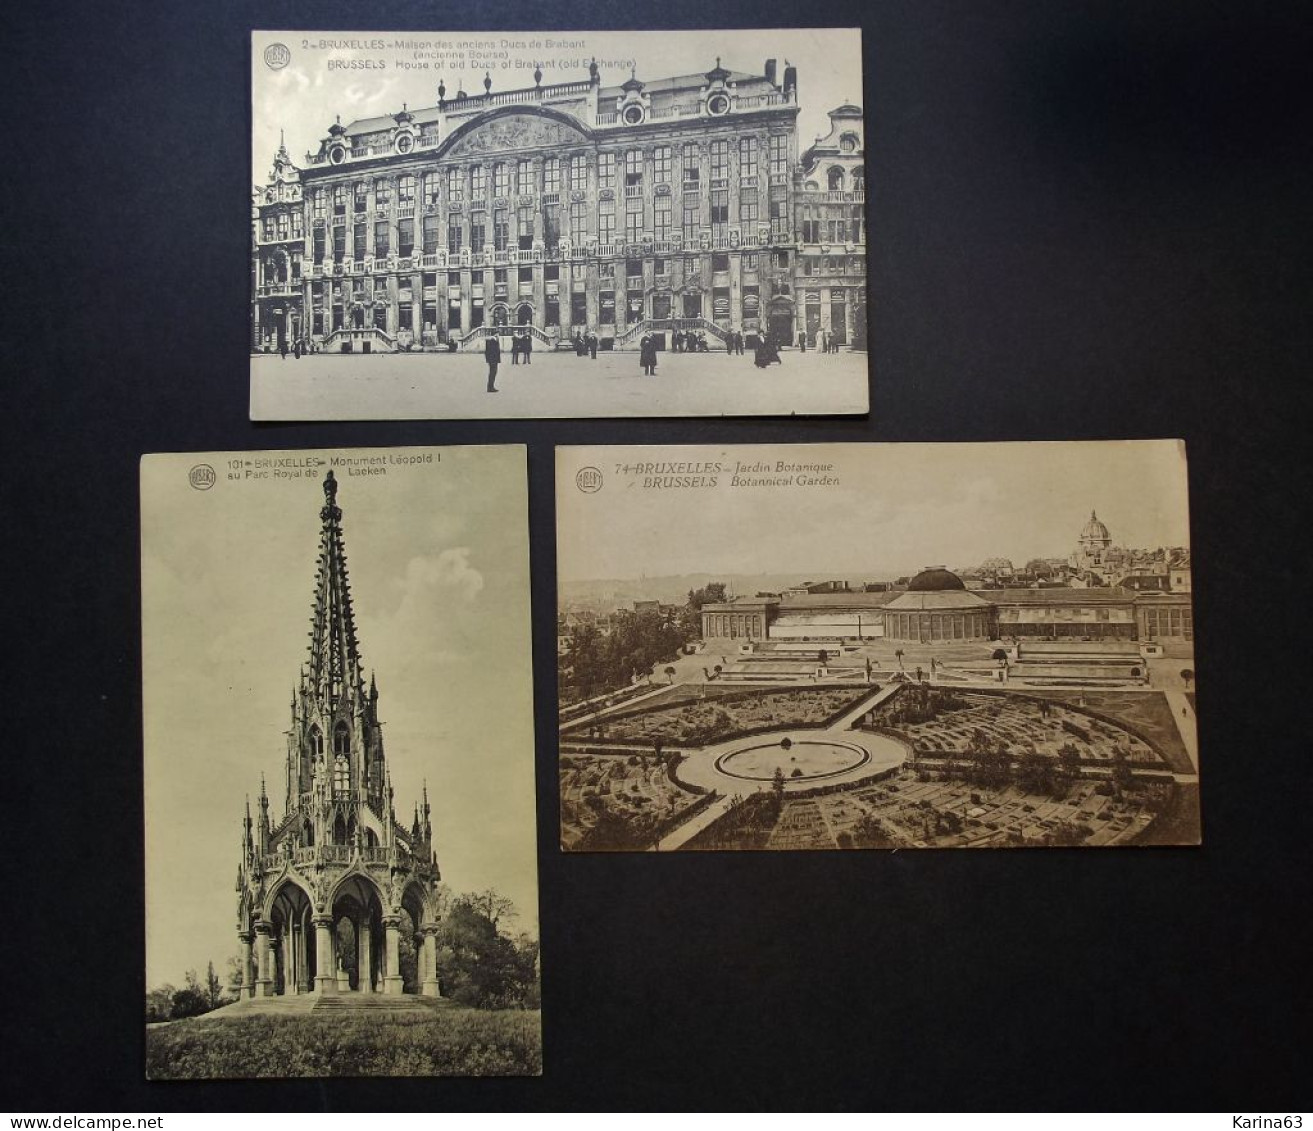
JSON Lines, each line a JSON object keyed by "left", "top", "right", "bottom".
{"left": 189, "top": 464, "right": 217, "bottom": 491}
{"left": 575, "top": 467, "right": 603, "bottom": 493}
{"left": 264, "top": 43, "right": 292, "bottom": 70}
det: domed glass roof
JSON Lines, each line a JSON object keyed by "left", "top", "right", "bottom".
{"left": 907, "top": 566, "right": 966, "bottom": 592}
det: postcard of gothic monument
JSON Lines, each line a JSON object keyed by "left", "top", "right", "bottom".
{"left": 142, "top": 447, "right": 540, "bottom": 1077}
{"left": 556, "top": 441, "right": 1200, "bottom": 852}
{"left": 250, "top": 29, "right": 869, "bottom": 420}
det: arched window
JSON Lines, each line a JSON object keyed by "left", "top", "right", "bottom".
{"left": 333, "top": 721, "right": 350, "bottom": 756}
{"left": 334, "top": 754, "right": 349, "bottom": 795}
{"left": 827, "top": 167, "right": 845, "bottom": 191}
{"left": 302, "top": 820, "right": 314, "bottom": 847}
{"left": 852, "top": 168, "right": 865, "bottom": 191}
{"left": 309, "top": 726, "right": 323, "bottom": 757}
{"left": 333, "top": 814, "right": 348, "bottom": 845}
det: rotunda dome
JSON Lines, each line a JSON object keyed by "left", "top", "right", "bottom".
{"left": 906, "top": 566, "right": 966, "bottom": 592}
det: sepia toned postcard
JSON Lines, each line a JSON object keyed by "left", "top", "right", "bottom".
{"left": 250, "top": 29, "right": 869, "bottom": 420}
{"left": 556, "top": 442, "right": 1199, "bottom": 852}
{"left": 142, "top": 447, "right": 540, "bottom": 1077}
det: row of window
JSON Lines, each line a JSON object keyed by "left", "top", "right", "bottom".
{"left": 308, "top": 284, "right": 766, "bottom": 335}
{"left": 306, "top": 138, "right": 791, "bottom": 218}
{"left": 1141, "top": 607, "right": 1193, "bottom": 639}
{"left": 306, "top": 198, "right": 792, "bottom": 260}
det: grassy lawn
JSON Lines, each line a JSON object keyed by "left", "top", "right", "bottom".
{"left": 592, "top": 687, "right": 869, "bottom": 745}
{"left": 145, "top": 1008, "right": 542, "bottom": 1078}
{"left": 1012, "top": 690, "right": 1195, "bottom": 774}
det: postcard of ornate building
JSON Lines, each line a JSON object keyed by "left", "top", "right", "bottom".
{"left": 556, "top": 441, "right": 1200, "bottom": 852}
{"left": 250, "top": 29, "right": 869, "bottom": 420}
{"left": 142, "top": 447, "right": 540, "bottom": 1077}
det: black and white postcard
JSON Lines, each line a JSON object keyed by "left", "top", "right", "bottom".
{"left": 250, "top": 29, "right": 868, "bottom": 419}
{"left": 556, "top": 442, "right": 1199, "bottom": 852}
{"left": 142, "top": 447, "right": 540, "bottom": 1076}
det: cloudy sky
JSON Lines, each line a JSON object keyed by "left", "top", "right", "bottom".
{"left": 557, "top": 441, "right": 1192, "bottom": 583}
{"left": 252, "top": 28, "right": 863, "bottom": 176}
{"left": 143, "top": 446, "right": 536, "bottom": 987}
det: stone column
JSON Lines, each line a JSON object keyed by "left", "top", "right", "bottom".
{"left": 282, "top": 929, "right": 295, "bottom": 995}
{"left": 253, "top": 922, "right": 273, "bottom": 998}
{"left": 313, "top": 914, "right": 335, "bottom": 994}
{"left": 359, "top": 918, "right": 373, "bottom": 993}
{"left": 238, "top": 931, "right": 254, "bottom": 999}
{"left": 382, "top": 916, "right": 404, "bottom": 995}
{"left": 421, "top": 926, "right": 440, "bottom": 997}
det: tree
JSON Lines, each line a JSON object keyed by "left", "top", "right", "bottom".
{"left": 771, "top": 766, "right": 786, "bottom": 812}
{"left": 894, "top": 649, "right": 905, "bottom": 671}
{"left": 170, "top": 970, "right": 210, "bottom": 1019}
{"left": 467, "top": 889, "right": 518, "bottom": 932}
{"left": 146, "top": 984, "right": 176, "bottom": 1023}
{"left": 436, "top": 893, "right": 539, "bottom": 1009}
{"left": 664, "top": 665, "right": 677, "bottom": 684}
{"left": 1180, "top": 668, "right": 1194, "bottom": 691}
{"left": 204, "top": 960, "right": 226, "bottom": 1011}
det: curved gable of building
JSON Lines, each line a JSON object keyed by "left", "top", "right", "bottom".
{"left": 437, "top": 105, "right": 595, "bottom": 160}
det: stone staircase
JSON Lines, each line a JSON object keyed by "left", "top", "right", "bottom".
{"left": 197, "top": 991, "right": 449, "bottom": 1021}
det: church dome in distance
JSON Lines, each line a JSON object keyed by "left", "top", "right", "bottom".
{"left": 1081, "top": 510, "right": 1111, "bottom": 543}
{"left": 907, "top": 566, "right": 966, "bottom": 592}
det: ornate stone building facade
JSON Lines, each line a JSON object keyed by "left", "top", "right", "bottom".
{"left": 796, "top": 103, "right": 867, "bottom": 348}
{"left": 252, "top": 58, "right": 867, "bottom": 352}
{"left": 234, "top": 472, "right": 442, "bottom": 998}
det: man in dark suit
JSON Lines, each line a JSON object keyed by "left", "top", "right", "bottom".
{"left": 523, "top": 330, "right": 533, "bottom": 365}
{"left": 485, "top": 334, "right": 501, "bottom": 392}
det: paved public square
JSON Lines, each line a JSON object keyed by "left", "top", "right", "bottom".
{"left": 250, "top": 347, "right": 870, "bottom": 420}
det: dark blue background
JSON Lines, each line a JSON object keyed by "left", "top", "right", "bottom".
{"left": 3, "top": 0, "right": 1310, "bottom": 1110}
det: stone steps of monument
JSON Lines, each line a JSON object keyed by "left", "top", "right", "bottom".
{"left": 312, "top": 992, "right": 449, "bottom": 1013}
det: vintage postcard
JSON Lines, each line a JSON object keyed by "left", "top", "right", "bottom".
{"left": 557, "top": 442, "right": 1199, "bottom": 851}
{"left": 250, "top": 29, "right": 868, "bottom": 420}
{"left": 142, "top": 447, "right": 540, "bottom": 1077}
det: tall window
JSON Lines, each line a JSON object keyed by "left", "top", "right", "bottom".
{"left": 598, "top": 200, "right": 615, "bottom": 243}
{"left": 569, "top": 158, "right": 588, "bottom": 192}
{"left": 739, "top": 137, "right": 757, "bottom": 178}
{"left": 333, "top": 721, "right": 350, "bottom": 755}
{"left": 448, "top": 216, "right": 463, "bottom": 254}
{"left": 333, "top": 227, "right": 346, "bottom": 263}
{"left": 625, "top": 149, "right": 643, "bottom": 187}
{"left": 683, "top": 203, "right": 699, "bottom": 242}
{"left": 494, "top": 209, "right": 509, "bottom": 251}
{"left": 422, "top": 213, "right": 439, "bottom": 254}
{"left": 625, "top": 196, "right": 643, "bottom": 242}
{"left": 569, "top": 200, "right": 587, "bottom": 241}
{"left": 710, "top": 190, "right": 729, "bottom": 232}
{"left": 654, "top": 195, "right": 672, "bottom": 240}
{"left": 653, "top": 145, "right": 672, "bottom": 183}
{"left": 542, "top": 203, "right": 560, "bottom": 247}
{"left": 518, "top": 206, "right": 534, "bottom": 249}
{"left": 398, "top": 217, "right": 414, "bottom": 257}
{"left": 374, "top": 179, "right": 392, "bottom": 208}
{"left": 334, "top": 186, "right": 348, "bottom": 216}
{"left": 470, "top": 164, "right": 486, "bottom": 198}
{"left": 398, "top": 174, "right": 415, "bottom": 207}
{"left": 333, "top": 754, "right": 349, "bottom": 796}
{"left": 374, "top": 220, "right": 389, "bottom": 257}
{"left": 313, "top": 228, "right": 325, "bottom": 264}
{"left": 354, "top": 183, "right": 368, "bottom": 213}
{"left": 470, "top": 210, "right": 487, "bottom": 249}
{"left": 710, "top": 140, "right": 729, "bottom": 181}
{"left": 492, "top": 162, "right": 509, "bottom": 197}
{"left": 352, "top": 221, "right": 366, "bottom": 259}
{"left": 741, "top": 195, "right": 760, "bottom": 224}
{"left": 312, "top": 190, "right": 327, "bottom": 219}
{"left": 543, "top": 158, "right": 561, "bottom": 193}
{"left": 769, "top": 134, "right": 788, "bottom": 177}
{"left": 447, "top": 167, "right": 463, "bottom": 201}
{"left": 771, "top": 198, "right": 789, "bottom": 238}
{"left": 597, "top": 153, "right": 616, "bottom": 189}
{"left": 517, "top": 159, "right": 533, "bottom": 194}
{"left": 682, "top": 143, "right": 700, "bottom": 184}
{"left": 422, "top": 172, "right": 440, "bottom": 207}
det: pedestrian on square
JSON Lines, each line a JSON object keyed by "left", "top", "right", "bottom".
{"left": 588, "top": 332, "right": 598, "bottom": 360}
{"left": 797, "top": 331, "right": 807, "bottom": 352}
{"left": 523, "top": 330, "right": 533, "bottom": 366}
{"left": 511, "top": 332, "right": 522, "bottom": 365}
{"left": 279, "top": 338, "right": 289, "bottom": 360}
{"left": 640, "top": 334, "right": 658, "bottom": 376}
{"left": 484, "top": 334, "right": 501, "bottom": 392}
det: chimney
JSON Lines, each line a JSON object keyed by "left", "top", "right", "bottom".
{"left": 764, "top": 58, "right": 777, "bottom": 87}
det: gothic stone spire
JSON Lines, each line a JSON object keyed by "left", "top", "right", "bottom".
{"left": 305, "top": 471, "right": 364, "bottom": 706}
